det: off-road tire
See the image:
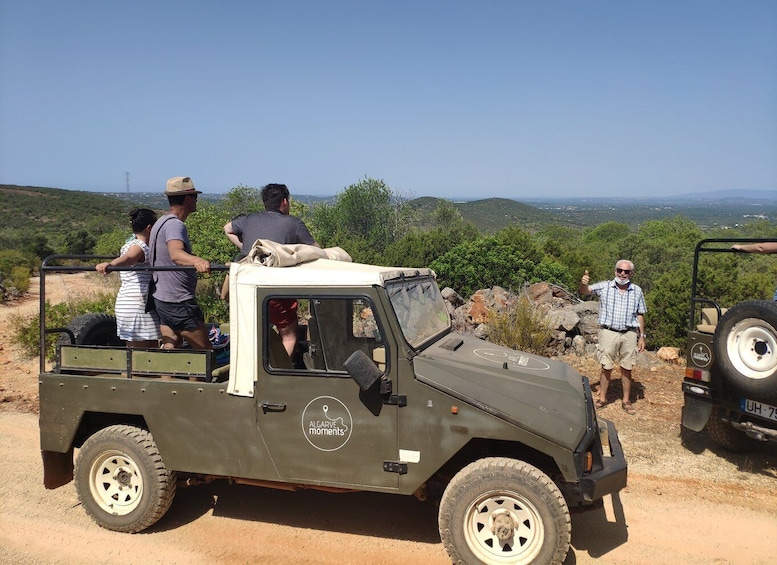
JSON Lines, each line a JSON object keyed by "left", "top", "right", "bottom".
{"left": 713, "top": 300, "right": 777, "bottom": 399}
{"left": 705, "top": 408, "right": 757, "bottom": 453}
{"left": 75, "top": 425, "right": 176, "bottom": 533}
{"left": 57, "top": 313, "right": 125, "bottom": 347}
{"left": 439, "top": 457, "right": 570, "bottom": 565}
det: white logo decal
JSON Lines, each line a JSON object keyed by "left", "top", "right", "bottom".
{"left": 691, "top": 343, "right": 712, "bottom": 369}
{"left": 473, "top": 348, "right": 551, "bottom": 371}
{"left": 301, "top": 396, "right": 353, "bottom": 451}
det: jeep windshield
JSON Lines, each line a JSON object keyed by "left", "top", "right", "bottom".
{"left": 387, "top": 276, "right": 451, "bottom": 348}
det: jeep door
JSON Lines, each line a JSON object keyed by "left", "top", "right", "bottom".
{"left": 256, "top": 293, "right": 400, "bottom": 489}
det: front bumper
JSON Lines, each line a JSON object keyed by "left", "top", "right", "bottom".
{"left": 563, "top": 418, "right": 628, "bottom": 506}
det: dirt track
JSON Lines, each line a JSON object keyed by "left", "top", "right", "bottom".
{"left": 1, "top": 274, "right": 776, "bottom": 564}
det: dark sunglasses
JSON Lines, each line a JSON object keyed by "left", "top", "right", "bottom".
{"left": 616, "top": 268, "right": 632, "bottom": 275}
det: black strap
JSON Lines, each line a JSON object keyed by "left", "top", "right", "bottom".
{"left": 149, "top": 216, "right": 176, "bottom": 268}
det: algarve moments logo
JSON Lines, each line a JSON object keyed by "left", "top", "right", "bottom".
{"left": 301, "top": 396, "right": 353, "bottom": 451}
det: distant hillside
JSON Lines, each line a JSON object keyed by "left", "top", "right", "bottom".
{"left": 4, "top": 184, "right": 775, "bottom": 257}
{"left": 455, "top": 197, "right": 570, "bottom": 232}
{"left": 669, "top": 189, "right": 777, "bottom": 201}
{"left": 524, "top": 192, "right": 777, "bottom": 229}
{"left": 409, "top": 196, "right": 570, "bottom": 233}
{"left": 0, "top": 184, "right": 144, "bottom": 242}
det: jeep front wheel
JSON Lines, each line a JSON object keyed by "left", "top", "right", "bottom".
{"left": 75, "top": 425, "right": 176, "bottom": 533}
{"left": 438, "top": 457, "right": 571, "bottom": 565}
{"left": 713, "top": 300, "right": 777, "bottom": 399}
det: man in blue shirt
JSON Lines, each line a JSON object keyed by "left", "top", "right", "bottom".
{"left": 579, "top": 260, "right": 647, "bottom": 415}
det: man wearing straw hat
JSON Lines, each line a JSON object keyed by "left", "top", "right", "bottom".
{"left": 148, "top": 176, "right": 212, "bottom": 352}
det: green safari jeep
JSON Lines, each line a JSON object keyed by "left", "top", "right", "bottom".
{"left": 39, "top": 255, "right": 627, "bottom": 565}
{"left": 683, "top": 238, "right": 777, "bottom": 452}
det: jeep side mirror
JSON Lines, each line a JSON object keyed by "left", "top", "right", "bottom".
{"left": 343, "top": 350, "right": 383, "bottom": 391}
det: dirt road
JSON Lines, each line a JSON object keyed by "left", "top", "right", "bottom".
{"left": 1, "top": 274, "right": 776, "bottom": 564}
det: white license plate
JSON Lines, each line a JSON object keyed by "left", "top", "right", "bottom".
{"left": 742, "top": 399, "right": 777, "bottom": 423}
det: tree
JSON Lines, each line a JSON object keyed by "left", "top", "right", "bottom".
{"left": 24, "top": 234, "right": 56, "bottom": 262}
{"left": 537, "top": 225, "right": 597, "bottom": 284}
{"left": 63, "top": 229, "right": 97, "bottom": 255}
{"left": 430, "top": 236, "right": 571, "bottom": 297}
{"left": 383, "top": 224, "right": 480, "bottom": 268}
{"left": 186, "top": 202, "right": 234, "bottom": 265}
{"left": 220, "top": 184, "right": 264, "bottom": 220}
{"left": 94, "top": 228, "right": 133, "bottom": 258}
{"left": 495, "top": 225, "right": 544, "bottom": 264}
{"left": 310, "top": 177, "right": 413, "bottom": 263}
{"left": 382, "top": 199, "right": 480, "bottom": 268}
{"left": 628, "top": 216, "right": 703, "bottom": 294}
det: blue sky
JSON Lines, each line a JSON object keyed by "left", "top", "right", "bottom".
{"left": 1, "top": 1, "right": 775, "bottom": 199}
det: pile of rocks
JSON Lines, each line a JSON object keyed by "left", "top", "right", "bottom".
{"left": 440, "top": 282, "right": 682, "bottom": 365}
{"left": 441, "top": 282, "right": 598, "bottom": 356}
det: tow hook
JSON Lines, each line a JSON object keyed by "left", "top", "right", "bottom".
{"left": 492, "top": 512, "right": 515, "bottom": 541}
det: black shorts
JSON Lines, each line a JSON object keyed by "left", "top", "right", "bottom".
{"left": 154, "top": 298, "right": 205, "bottom": 331}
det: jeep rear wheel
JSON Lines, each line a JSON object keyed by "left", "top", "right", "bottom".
{"left": 713, "top": 300, "right": 777, "bottom": 399}
{"left": 75, "top": 425, "right": 176, "bottom": 533}
{"left": 439, "top": 457, "right": 570, "bottom": 565}
{"left": 705, "top": 408, "right": 758, "bottom": 453}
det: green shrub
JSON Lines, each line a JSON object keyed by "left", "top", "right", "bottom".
{"left": 0, "top": 249, "right": 37, "bottom": 278}
{"left": 196, "top": 278, "right": 229, "bottom": 323}
{"left": 430, "top": 236, "right": 572, "bottom": 298}
{"left": 10, "top": 265, "right": 31, "bottom": 292}
{"left": 94, "top": 228, "right": 133, "bottom": 257}
{"left": 487, "top": 294, "right": 553, "bottom": 355}
{"left": 11, "top": 292, "right": 116, "bottom": 360}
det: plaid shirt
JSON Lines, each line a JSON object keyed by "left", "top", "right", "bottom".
{"left": 589, "top": 279, "right": 647, "bottom": 330}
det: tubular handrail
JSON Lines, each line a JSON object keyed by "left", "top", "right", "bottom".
{"left": 38, "top": 255, "right": 229, "bottom": 374}
{"left": 688, "top": 238, "right": 777, "bottom": 334}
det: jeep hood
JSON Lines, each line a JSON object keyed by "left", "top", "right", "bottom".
{"left": 414, "top": 333, "right": 588, "bottom": 450}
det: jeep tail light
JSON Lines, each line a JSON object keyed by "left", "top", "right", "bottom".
{"left": 685, "top": 367, "right": 710, "bottom": 382}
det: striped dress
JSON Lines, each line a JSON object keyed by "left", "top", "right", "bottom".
{"left": 115, "top": 238, "right": 161, "bottom": 341}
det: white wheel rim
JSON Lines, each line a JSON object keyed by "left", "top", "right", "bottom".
{"left": 463, "top": 490, "right": 545, "bottom": 564}
{"left": 727, "top": 318, "right": 777, "bottom": 380}
{"left": 88, "top": 449, "right": 144, "bottom": 515}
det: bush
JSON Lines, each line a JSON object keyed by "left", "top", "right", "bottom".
{"left": 10, "top": 265, "right": 31, "bottom": 292}
{"left": 196, "top": 278, "right": 229, "bottom": 323}
{"left": 11, "top": 291, "right": 116, "bottom": 360}
{"left": 430, "top": 236, "right": 572, "bottom": 298}
{"left": 487, "top": 294, "right": 553, "bottom": 355}
{"left": 94, "top": 228, "right": 132, "bottom": 257}
{"left": 0, "top": 249, "right": 37, "bottom": 278}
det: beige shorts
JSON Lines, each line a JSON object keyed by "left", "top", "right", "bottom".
{"left": 596, "top": 329, "right": 638, "bottom": 370}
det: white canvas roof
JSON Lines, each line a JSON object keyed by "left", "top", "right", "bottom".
{"left": 231, "top": 258, "right": 435, "bottom": 288}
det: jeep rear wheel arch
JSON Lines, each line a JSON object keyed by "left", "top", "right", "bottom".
{"left": 438, "top": 457, "right": 571, "bottom": 565}
{"left": 713, "top": 300, "right": 777, "bottom": 399}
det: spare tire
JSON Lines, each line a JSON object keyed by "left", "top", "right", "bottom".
{"left": 713, "top": 300, "right": 777, "bottom": 399}
{"left": 57, "top": 313, "right": 125, "bottom": 347}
